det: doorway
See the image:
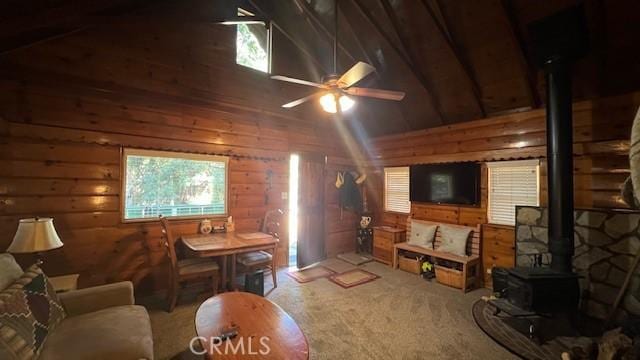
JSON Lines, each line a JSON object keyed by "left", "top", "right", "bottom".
{"left": 296, "top": 153, "right": 326, "bottom": 268}
{"left": 288, "top": 152, "right": 326, "bottom": 269}
{"left": 288, "top": 154, "right": 299, "bottom": 267}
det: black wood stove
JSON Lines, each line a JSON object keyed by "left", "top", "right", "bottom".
{"left": 490, "top": 5, "right": 589, "bottom": 331}
{"left": 493, "top": 267, "right": 580, "bottom": 315}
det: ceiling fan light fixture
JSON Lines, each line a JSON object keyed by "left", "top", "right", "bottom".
{"left": 319, "top": 93, "right": 337, "bottom": 113}
{"left": 319, "top": 93, "right": 355, "bottom": 114}
{"left": 339, "top": 95, "right": 355, "bottom": 112}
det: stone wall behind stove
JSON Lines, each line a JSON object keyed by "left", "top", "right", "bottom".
{"left": 515, "top": 206, "right": 640, "bottom": 321}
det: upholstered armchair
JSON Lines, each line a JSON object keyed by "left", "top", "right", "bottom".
{"left": 0, "top": 254, "right": 154, "bottom": 360}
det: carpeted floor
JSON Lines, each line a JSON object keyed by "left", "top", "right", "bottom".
{"left": 144, "top": 258, "right": 516, "bottom": 360}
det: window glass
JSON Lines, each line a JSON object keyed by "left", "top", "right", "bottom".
{"left": 123, "top": 149, "right": 228, "bottom": 221}
{"left": 236, "top": 23, "right": 269, "bottom": 72}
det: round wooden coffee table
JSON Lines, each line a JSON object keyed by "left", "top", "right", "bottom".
{"left": 195, "top": 292, "right": 309, "bottom": 359}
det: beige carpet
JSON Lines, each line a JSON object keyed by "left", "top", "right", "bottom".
{"left": 145, "top": 258, "right": 516, "bottom": 360}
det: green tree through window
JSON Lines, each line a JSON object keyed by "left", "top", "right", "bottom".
{"left": 236, "top": 23, "right": 268, "bottom": 72}
{"left": 123, "top": 149, "right": 228, "bottom": 220}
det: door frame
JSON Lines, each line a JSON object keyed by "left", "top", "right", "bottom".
{"left": 295, "top": 152, "right": 327, "bottom": 268}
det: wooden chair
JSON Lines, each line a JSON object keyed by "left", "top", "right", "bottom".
{"left": 160, "top": 216, "right": 219, "bottom": 312}
{"left": 236, "top": 209, "right": 283, "bottom": 289}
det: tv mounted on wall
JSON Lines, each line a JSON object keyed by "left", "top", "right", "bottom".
{"left": 410, "top": 163, "right": 481, "bottom": 206}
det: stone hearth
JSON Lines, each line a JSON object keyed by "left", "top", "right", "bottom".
{"left": 515, "top": 206, "right": 640, "bottom": 321}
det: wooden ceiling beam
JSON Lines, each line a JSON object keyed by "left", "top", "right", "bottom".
{"left": 378, "top": 0, "right": 415, "bottom": 66}
{"left": 0, "top": 0, "right": 130, "bottom": 37}
{"left": 499, "top": 0, "right": 542, "bottom": 108}
{"left": 425, "top": 0, "right": 486, "bottom": 117}
{"left": 291, "top": 0, "right": 357, "bottom": 64}
{"left": 340, "top": 4, "right": 411, "bottom": 133}
{"left": 0, "top": 27, "right": 87, "bottom": 55}
{"left": 269, "top": 21, "right": 332, "bottom": 75}
{"left": 339, "top": 7, "right": 379, "bottom": 75}
{"left": 0, "top": 63, "right": 318, "bottom": 129}
{"left": 350, "top": 0, "right": 445, "bottom": 125}
{"left": 0, "top": 0, "right": 176, "bottom": 55}
{"left": 375, "top": 0, "right": 432, "bottom": 131}
{"left": 248, "top": 0, "right": 331, "bottom": 75}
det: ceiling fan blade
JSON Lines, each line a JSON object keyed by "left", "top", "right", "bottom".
{"left": 345, "top": 87, "right": 406, "bottom": 101}
{"left": 282, "top": 92, "right": 324, "bottom": 108}
{"left": 337, "top": 62, "right": 376, "bottom": 88}
{"left": 271, "top": 75, "right": 327, "bottom": 89}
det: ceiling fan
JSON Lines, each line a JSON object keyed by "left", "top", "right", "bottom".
{"left": 271, "top": 0, "right": 405, "bottom": 113}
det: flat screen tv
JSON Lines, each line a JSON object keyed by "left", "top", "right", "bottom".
{"left": 410, "top": 163, "right": 480, "bottom": 206}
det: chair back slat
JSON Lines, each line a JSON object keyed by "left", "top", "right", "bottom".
{"left": 262, "top": 209, "right": 284, "bottom": 239}
{"left": 406, "top": 217, "right": 481, "bottom": 257}
{"left": 159, "top": 216, "right": 179, "bottom": 273}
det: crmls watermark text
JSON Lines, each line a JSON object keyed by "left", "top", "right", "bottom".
{"left": 190, "top": 336, "right": 271, "bottom": 356}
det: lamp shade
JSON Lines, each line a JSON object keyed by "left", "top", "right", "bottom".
{"left": 7, "top": 218, "right": 63, "bottom": 253}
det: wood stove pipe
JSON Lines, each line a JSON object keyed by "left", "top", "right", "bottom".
{"left": 545, "top": 56, "right": 574, "bottom": 273}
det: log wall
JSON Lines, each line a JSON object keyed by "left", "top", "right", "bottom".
{"left": 0, "top": 21, "right": 358, "bottom": 293}
{"left": 367, "top": 91, "right": 640, "bottom": 286}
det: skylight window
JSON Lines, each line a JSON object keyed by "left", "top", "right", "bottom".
{"left": 235, "top": 13, "right": 270, "bottom": 73}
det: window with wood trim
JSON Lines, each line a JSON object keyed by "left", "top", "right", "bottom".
{"left": 384, "top": 167, "right": 410, "bottom": 214}
{"left": 235, "top": 8, "right": 270, "bottom": 73}
{"left": 122, "top": 149, "right": 228, "bottom": 221}
{"left": 487, "top": 160, "right": 540, "bottom": 226}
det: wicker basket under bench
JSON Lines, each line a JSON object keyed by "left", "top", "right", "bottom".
{"left": 392, "top": 218, "right": 482, "bottom": 293}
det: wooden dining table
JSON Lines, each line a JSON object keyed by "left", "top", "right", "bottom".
{"left": 180, "top": 231, "right": 277, "bottom": 291}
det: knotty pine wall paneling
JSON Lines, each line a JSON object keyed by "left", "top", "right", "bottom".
{"left": 369, "top": 92, "right": 639, "bottom": 210}
{"left": 0, "top": 20, "right": 352, "bottom": 294}
{"left": 368, "top": 91, "right": 640, "bottom": 287}
{"left": 481, "top": 224, "right": 516, "bottom": 287}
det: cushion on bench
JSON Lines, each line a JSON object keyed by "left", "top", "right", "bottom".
{"left": 407, "top": 221, "right": 437, "bottom": 248}
{"left": 396, "top": 242, "right": 478, "bottom": 264}
{"left": 405, "top": 218, "right": 481, "bottom": 258}
{"left": 436, "top": 225, "right": 472, "bottom": 257}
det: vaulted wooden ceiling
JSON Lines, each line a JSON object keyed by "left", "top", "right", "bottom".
{"left": 2, "top": 0, "right": 640, "bottom": 138}
{"left": 255, "top": 0, "right": 640, "bottom": 137}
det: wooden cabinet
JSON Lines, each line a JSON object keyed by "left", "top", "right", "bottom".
{"left": 373, "top": 226, "right": 406, "bottom": 265}
{"left": 482, "top": 224, "right": 515, "bottom": 288}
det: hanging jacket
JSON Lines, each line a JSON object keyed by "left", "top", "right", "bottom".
{"left": 339, "top": 171, "right": 363, "bottom": 213}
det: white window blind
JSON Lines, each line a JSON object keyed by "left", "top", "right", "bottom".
{"left": 488, "top": 160, "right": 540, "bottom": 226}
{"left": 384, "top": 167, "right": 410, "bottom": 213}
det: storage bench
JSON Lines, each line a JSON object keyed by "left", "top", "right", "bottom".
{"left": 392, "top": 218, "right": 482, "bottom": 292}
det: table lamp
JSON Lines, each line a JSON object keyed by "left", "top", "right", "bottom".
{"left": 7, "top": 217, "right": 63, "bottom": 264}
